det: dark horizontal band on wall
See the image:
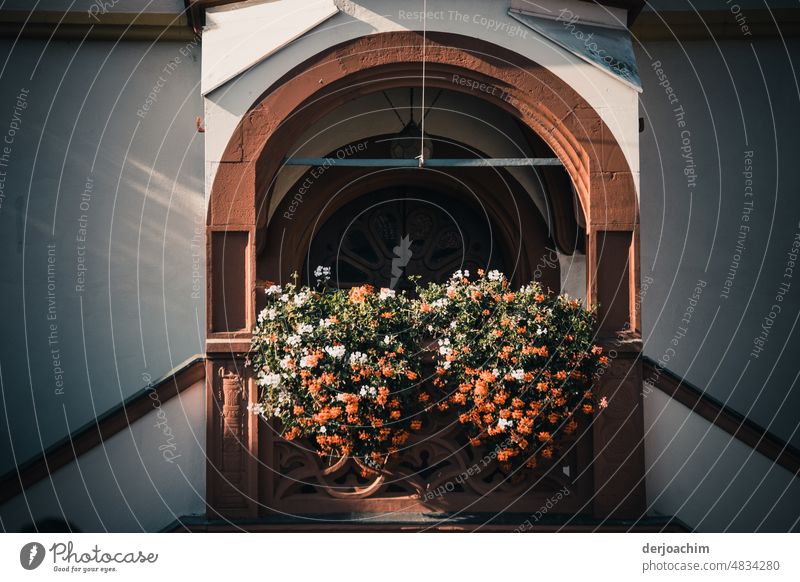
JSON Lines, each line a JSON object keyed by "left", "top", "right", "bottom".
{"left": 0, "top": 11, "right": 196, "bottom": 41}
{"left": 0, "top": 355, "right": 205, "bottom": 505}
{"left": 166, "top": 512, "right": 690, "bottom": 532}
{"left": 632, "top": 9, "right": 800, "bottom": 41}
{"left": 642, "top": 356, "right": 800, "bottom": 477}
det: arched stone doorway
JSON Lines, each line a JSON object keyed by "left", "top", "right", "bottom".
{"left": 205, "top": 32, "right": 644, "bottom": 525}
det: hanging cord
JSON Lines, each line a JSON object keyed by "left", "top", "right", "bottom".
{"left": 418, "top": 0, "right": 427, "bottom": 168}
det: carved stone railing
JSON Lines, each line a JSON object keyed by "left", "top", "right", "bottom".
{"left": 205, "top": 337, "right": 646, "bottom": 521}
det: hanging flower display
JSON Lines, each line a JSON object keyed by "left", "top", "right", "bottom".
{"left": 250, "top": 267, "right": 606, "bottom": 473}
{"left": 249, "top": 269, "right": 430, "bottom": 471}
{"left": 416, "top": 269, "right": 607, "bottom": 470}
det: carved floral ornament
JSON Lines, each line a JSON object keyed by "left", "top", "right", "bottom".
{"left": 248, "top": 268, "right": 609, "bottom": 475}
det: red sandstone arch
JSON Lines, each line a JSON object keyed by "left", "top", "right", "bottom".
{"left": 205, "top": 31, "right": 645, "bottom": 523}
{"left": 209, "top": 31, "right": 639, "bottom": 335}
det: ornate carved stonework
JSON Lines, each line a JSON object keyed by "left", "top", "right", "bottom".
{"left": 207, "top": 358, "right": 256, "bottom": 518}
{"left": 259, "top": 411, "right": 592, "bottom": 516}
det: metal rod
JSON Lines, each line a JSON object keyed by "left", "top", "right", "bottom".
{"left": 284, "top": 157, "right": 563, "bottom": 167}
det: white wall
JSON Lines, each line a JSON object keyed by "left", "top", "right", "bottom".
{"left": 644, "top": 388, "right": 800, "bottom": 532}
{"left": 637, "top": 38, "right": 800, "bottom": 449}
{"left": 0, "top": 39, "right": 205, "bottom": 474}
{"left": 0, "top": 379, "right": 205, "bottom": 533}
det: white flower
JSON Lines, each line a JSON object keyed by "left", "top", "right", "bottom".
{"left": 257, "top": 372, "right": 281, "bottom": 387}
{"left": 442, "top": 360, "right": 452, "bottom": 370}
{"left": 279, "top": 355, "right": 293, "bottom": 369}
{"left": 336, "top": 393, "right": 347, "bottom": 402}
{"left": 383, "top": 335, "right": 392, "bottom": 345}
{"left": 319, "top": 426, "right": 327, "bottom": 434}
{"left": 319, "top": 318, "right": 334, "bottom": 328}
{"left": 279, "top": 294, "right": 290, "bottom": 303}
{"left": 379, "top": 288, "right": 396, "bottom": 300}
{"left": 451, "top": 269, "right": 470, "bottom": 280}
{"left": 325, "top": 345, "right": 345, "bottom": 359}
{"left": 287, "top": 334, "right": 301, "bottom": 347}
{"left": 248, "top": 402, "right": 267, "bottom": 416}
{"left": 432, "top": 298, "right": 449, "bottom": 309}
{"left": 265, "top": 284, "right": 282, "bottom": 296}
{"left": 536, "top": 326, "right": 547, "bottom": 336}
{"left": 358, "top": 385, "right": 377, "bottom": 397}
{"left": 314, "top": 265, "right": 331, "bottom": 279}
{"left": 511, "top": 369, "right": 526, "bottom": 381}
{"left": 293, "top": 292, "right": 309, "bottom": 306}
{"left": 299, "top": 355, "right": 316, "bottom": 368}
{"left": 449, "top": 320, "right": 457, "bottom": 329}
{"left": 487, "top": 270, "right": 503, "bottom": 281}
{"left": 497, "top": 418, "right": 513, "bottom": 430}
{"left": 296, "top": 323, "right": 313, "bottom": 335}
{"left": 350, "top": 351, "right": 368, "bottom": 365}
{"left": 257, "top": 308, "right": 268, "bottom": 324}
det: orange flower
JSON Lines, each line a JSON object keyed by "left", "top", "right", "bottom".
{"left": 534, "top": 293, "right": 545, "bottom": 302}
{"left": 348, "top": 285, "right": 372, "bottom": 304}
{"left": 410, "top": 420, "right": 422, "bottom": 430}
{"left": 380, "top": 311, "right": 394, "bottom": 319}
{"left": 541, "top": 446, "right": 553, "bottom": 459}
{"left": 406, "top": 370, "right": 418, "bottom": 380}
{"left": 479, "top": 370, "right": 496, "bottom": 382}
{"left": 537, "top": 431, "right": 551, "bottom": 442}
{"left": 377, "top": 387, "right": 389, "bottom": 405}
{"left": 582, "top": 403, "right": 594, "bottom": 414}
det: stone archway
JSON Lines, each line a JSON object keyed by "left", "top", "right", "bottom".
{"left": 205, "top": 31, "right": 645, "bottom": 524}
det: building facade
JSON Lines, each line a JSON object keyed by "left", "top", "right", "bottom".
{"left": 0, "top": 0, "right": 798, "bottom": 532}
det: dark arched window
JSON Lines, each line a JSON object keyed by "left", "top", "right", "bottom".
{"left": 304, "top": 187, "right": 506, "bottom": 290}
